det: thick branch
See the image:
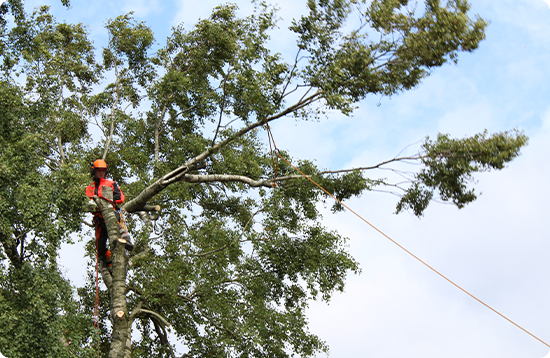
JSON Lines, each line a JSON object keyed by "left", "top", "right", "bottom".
{"left": 123, "top": 161, "right": 205, "bottom": 213}
{"left": 142, "top": 205, "right": 161, "bottom": 211}
{"left": 180, "top": 155, "right": 424, "bottom": 187}
{"left": 99, "top": 261, "right": 113, "bottom": 291}
{"left": 128, "top": 301, "right": 143, "bottom": 326}
{"left": 123, "top": 179, "right": 172, "bottom": 213}
{"left": 181, "top": 173, "right": 280, "bottom": 187}
{"left": 135, "top": 308, "right": 171, "bottom": 328}
{"left": 123, "top": 91, "right": 322, "bottom": 212}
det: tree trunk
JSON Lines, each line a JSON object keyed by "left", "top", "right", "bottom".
{"left": 93, "top": 193, "right": 130, "bottom": 358}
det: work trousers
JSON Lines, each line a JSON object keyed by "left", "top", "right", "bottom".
{"left": 93, "top": 211, "right": 121, "bottom": 257}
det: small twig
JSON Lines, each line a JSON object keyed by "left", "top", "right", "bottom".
{"left": 279, "top": 48, "right": 302, "bottom": 101}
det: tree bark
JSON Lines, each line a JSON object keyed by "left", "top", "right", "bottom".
{"left": 93, "top": 194, "right": 130, "bottom": 358}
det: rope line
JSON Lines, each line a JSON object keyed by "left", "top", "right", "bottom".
{"left": 266, "top": 122, "right": 279, "bottom": 184}
{"left": 265, "top": 125, "right": 550, "bottom": 348}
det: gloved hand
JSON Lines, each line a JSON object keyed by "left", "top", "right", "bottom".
{"left": 86, "top": 200, "right": 98, "bottom": 212}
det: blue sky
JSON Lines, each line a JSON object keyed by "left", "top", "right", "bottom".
{"left": 19, "top": 0, "right": 550, "bottom": 357}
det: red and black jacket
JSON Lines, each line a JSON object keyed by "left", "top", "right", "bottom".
{"left": 86, "top": 178, "right": 125, "bottom": 208}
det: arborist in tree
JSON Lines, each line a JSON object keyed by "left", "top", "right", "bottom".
{"left": 86, "top": 159, "right": 133, "bottom": 266}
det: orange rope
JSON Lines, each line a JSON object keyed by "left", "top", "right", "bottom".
{"left": 265, "top": 125, "right": 550, "bottom": 348}
{"left": 265, "top": 123, "right": 279, "bottom": 186}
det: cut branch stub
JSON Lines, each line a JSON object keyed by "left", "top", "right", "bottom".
{"left": 142, "top": 205, "right": 161, "bottom": 211}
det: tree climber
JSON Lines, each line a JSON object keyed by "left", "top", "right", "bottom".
{"left": 86, "top": 159, "right": 133, "bottom": 266}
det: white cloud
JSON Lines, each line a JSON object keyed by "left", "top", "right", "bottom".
{"left": 121, "top": 0, "right": 162, "bottom": 18}
{"left": 542, "top": 0, "right": 550, "bottom": 9}
{"left": 488, "top": 0, "right": 550, "bottom": 45}
{"left": 171, "top": 0, "right": 256, "bottom": 28}
{"left": 436, "top": 101, "right": 495, "bottom": 136}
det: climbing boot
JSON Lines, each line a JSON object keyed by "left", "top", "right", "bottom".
{"left": 119, "top": 228, "right": 134, "bottom": 251}
{"left": 121, "top": 235, "right": 134, "bottom": 251}
{"left": 113, "top": 230, "right": 134, "bottom": 252}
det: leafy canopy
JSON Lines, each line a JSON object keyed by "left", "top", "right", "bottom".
{"left": 0, "top": 0, "right": 527, "bottom": 357}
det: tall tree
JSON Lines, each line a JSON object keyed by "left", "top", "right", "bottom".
{"left": 0, "top": 1, "right": 100, "bottom": 357}
{"left": 0, "top": 0, "right": 527, "bottom": 357}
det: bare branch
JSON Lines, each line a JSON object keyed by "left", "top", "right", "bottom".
{"left": 317, "top": 156, "right": 421, "bottom": 174}
{"left": 171, "top": 101, "right": 203, "bottom": 120}
{"left": 219, "top": 117, "right": 239, "bottom": 129}
{"left": 394, "top": 140, "right": 423, "bottom": 158}
{"left": 125, "top": 151, "right": 426, "bottom": 214}
{"left": 181, "top": 173, "right": 278, "bottom": 188}
{"left": 280, "top": 84, "right": 302, "bottom": 101}
{"left": 279, "top": 48, "right": 302, "bottom": 101}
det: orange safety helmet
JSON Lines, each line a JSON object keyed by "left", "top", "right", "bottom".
{"left": 90, "top": 159, "right": 108, "bottom": 177}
